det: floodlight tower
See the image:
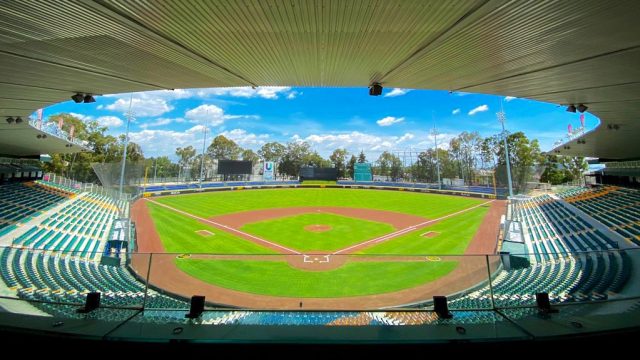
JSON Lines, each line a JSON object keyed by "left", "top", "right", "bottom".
{"left": 497, "top": 102, "right": 514, "bottom": 198}
{"left": 118, "top": 95, "right": 134, "bottom": 199}
{"left": 431, "top": 125, "right": 442, "bottom": 190}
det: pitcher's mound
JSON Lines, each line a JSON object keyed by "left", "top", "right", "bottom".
{"left": 304, "top": 224, "right": 332, "bottom": 233}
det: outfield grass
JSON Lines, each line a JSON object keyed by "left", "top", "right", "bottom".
{"left": 155, "top": 188, "right": 484, "bottom": 219}
{"left": 240, "top": 213, "right": 394, "bottom": 251}
{"left": 147, "top": 202, "right": 277, "bottom": 254}
{"left": 176, "top": 259, "right": 457, "bottom": 297}
{"left": 300, "top": 180, "right": 337, "bottom": 185}
{"left": 358, "top": 206, "right": 489, "bottom": 255}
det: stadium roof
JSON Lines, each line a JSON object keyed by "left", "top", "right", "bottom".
{"left": 1, "top": 0, "right": 639, "bottom": 159}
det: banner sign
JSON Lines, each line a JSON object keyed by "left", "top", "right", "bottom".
{"left": 263, "top": 161, "right": 275, "bottom": 181}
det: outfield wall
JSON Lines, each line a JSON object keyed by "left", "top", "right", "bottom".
{"left": 140, "top": 181, "right": 500, "bottom": 200}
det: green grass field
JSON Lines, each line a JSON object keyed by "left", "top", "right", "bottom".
{"left": 300, "top": 180, "right": 337, "bottom": 185}
{"left": 146, "top": 188, "right": 491, "bottom": 298}
{"left": 155, "top": 188, "right": 484, "bottom": 218}
{"left": 176, "top": 259, "right": 457, "bottom": 297}
{"left": 241, "top": 213, "right": 394, "bottom": 251}
{"left": 359, "top": 205, "right": 489, "bottom": 255}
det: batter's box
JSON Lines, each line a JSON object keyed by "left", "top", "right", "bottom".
{"left": 303, "top": 255, "right": 331, "bottom": 263}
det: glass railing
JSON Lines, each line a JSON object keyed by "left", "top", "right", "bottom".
{"left": 0, "top": 246, "right": 638, "bottom": 343}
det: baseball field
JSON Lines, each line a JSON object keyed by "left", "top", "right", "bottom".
{"left": 131, "top": 187, "right": 504, "bottom": 308}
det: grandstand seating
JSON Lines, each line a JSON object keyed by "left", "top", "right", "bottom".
{"left": 559, "top": 186, "right": 640, "bottom": 246}
{"left": 447, "top": 194, "right": 633, "bottom": 309}
{"left": 0, "top": 182, "right": 71, "bottom": 237}
{"left": 0, "top": 183, "right": 635, "bottom": 326}
{"left": 11, "top": 192, "right": 121, "bottom": 260}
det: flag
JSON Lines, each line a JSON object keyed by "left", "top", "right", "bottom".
{"left": 58, "top": 117, "right": 63, "bottom": 129}
{"left": 568, "top": 124, "right": 573, "bottom": 134}
{"left": 580, "top": 113, "right": 585, "bottom": 128}
{"left": 36, "top": 108, "right": 43, "bottom": 129}
{"left": 69, "top": 124, "right": 75, "bottom": 139}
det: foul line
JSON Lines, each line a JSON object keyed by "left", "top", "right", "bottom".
{"left": 332, "top": 200, "right": 495, "bottom": 255}
{"left": 145, "top": 199, "right": 301, "bottom": 254}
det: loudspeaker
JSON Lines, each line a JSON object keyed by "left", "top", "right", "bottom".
{"left": 185, "top": 295, "right": 205, "bottom": 319}
{"left": 536, "top": 292, "right": 558, "bottom": 314}
{"left": 77, "top": 292, "right": 100, "bottom": 313}
{"left": 369, "top": 83, "right": 383, "bottom": 96}
{"left": 433, "top": 296, "right": 452, "bottom": 319}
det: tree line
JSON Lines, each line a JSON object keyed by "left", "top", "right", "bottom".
{"left": 42, "top": 113, "right": 587, "bottom": 188}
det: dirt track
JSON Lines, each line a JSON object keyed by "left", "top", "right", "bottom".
{"left": 130, "top": 199, "right": 505, "bottom": 309}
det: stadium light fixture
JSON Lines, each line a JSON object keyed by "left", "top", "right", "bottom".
{"left": 84, "top": 94, "right": 96, "bottom": 103}
{"left": 566, "top": 104, "right": 577, "bottom": 113}
{"left": 15, "top": 116, "right": 23, "bottom": 124}
{"left": 369, "top": 83, "right": 383, "bottom": 96}
{"left": 71, "top": 93, "right": 84, "bottom": 103}
{"left": 577, "top": 103, "right": 588, "bottom": 113}
{"left": 5, "top": 116, "right": 14, "bottom": 124}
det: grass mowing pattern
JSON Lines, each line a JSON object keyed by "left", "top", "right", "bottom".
{"left": 358, "top": 206, "right": 489, "bottom": 255}
{"left": 176, "top": 259, "right": 457, "bottom": 297}
{"left": 147, "top": 202, "right": 276, "bottom": 254}
{"left": 240, "top": 213, "right": 395, "bottom": 252}
{"left": 155, "top": 188, "right": 484, "bottom": 219}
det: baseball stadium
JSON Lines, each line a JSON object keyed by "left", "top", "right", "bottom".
{"left": 0, "top": 0, "right": 639, "bottom": 351}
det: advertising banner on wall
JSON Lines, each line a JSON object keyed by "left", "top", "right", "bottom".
{"left": 263, "top": 161, "right": 275, "bottom": 181}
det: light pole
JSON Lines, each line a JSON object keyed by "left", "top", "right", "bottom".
{"left": 118, "top": 95, "right": 134, "bottom": 199}
{"left": 199, "top": 115, "right": 208, "bottom": 188}
{"left": 431, "top": 123, "right": 442, "bottom": 190}
{"left": 497, "top": 102, "right": 514, "bottom": 197}
{"left": 153, "top": 158, "right": 157, "bottom": 184}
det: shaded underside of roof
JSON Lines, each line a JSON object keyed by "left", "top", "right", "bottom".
{"left": 0, "top": 0, "right": 638, "bottom": 158}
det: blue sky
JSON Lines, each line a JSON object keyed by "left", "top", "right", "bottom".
{"left": 41, "top": 87, "right": 598, "bottom": 161}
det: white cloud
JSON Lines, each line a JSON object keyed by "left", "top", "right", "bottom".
{"left": 452, "top": 108, "right": 461, "bottom": 115}
{"left": 128, "top": 125, "right": 209, "bottom": 158}
{"left": 384, "top": 88, "right": 412, "bottom": 97}
{"left": 193, "top": 86, "right": 295, "bottom": 100}
{"left": 96, "top": 116, "right": 123, "bottom": 128}
{"left": 376, "top": 116, "right": 405, "bottom": 127}
{"left": 292, "top": 131, "right": 420, "bottom": 154}
{"left": 139, "top": 118, "right": 177, "bottom": 129}
{"left": 286, "top": 91, "right": 300, "bottom": 100}
{"left": 505, "top": 96, "right": 517, "bottom": 102}
{"left": 69, "top": 112, "right": 93, "bottom": 121}
{"left": 396, "top": 133, "right": 414, "bottom": 144}
{"left": 468, "top": 105, "right": 489, "bottom": 116}
{"left": 219, "top": 129, "right": 269, "bottom": 147}
{"left": 185, "top": 104, "right": 225, "bottom": 126}
{"left": 105, "top": 97, "right": 173, "bottom": 117}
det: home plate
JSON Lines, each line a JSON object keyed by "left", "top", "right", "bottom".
{"left": 303, "top": 255, "right": 331, "bottom": 263}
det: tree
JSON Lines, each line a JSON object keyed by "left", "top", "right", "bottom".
{"left": 358, "top": 150, "right": 367, "bottom": 163}
{"left": 329, "top": 148, "right": 348, "bottom": 178}
{"left": 279, "top": 141, "right": 312, "bottom": 177}
{"left": 242, "top": 149, "right": 260, "bottom": 164}
{"left": 42, "top": 113, "right": 144, "bottom": 184}
{"left": 304, "top": 151, "right": 331, "bottom": 168}
{"left": 258, "top": 142, "right": 286, "bottom": 162}
{"left": 176, "top": 146, "right": 196, "bottom": 168}
{"left": 495, "top": 132, "right": 543, "bottom": 193}
{"left": 347, "top": 155, "right": 357, "bottom": 179}
{"left": 207, "top": 135, "right": 242, "bottom": 160}
{"left": 376, "top": 151, "right": 403, "bottom": 180}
